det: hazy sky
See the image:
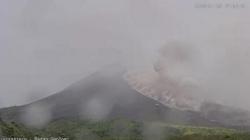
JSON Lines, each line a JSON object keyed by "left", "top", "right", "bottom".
{"left": 0, "top": 0, "right": 250, "bottom": 108}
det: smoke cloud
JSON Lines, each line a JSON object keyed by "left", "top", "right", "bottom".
{"left": 21, "top": 103, "right": 52, "bottom": 128}
{"left": 81, "top": 97, "right": 114, "bottom": 121}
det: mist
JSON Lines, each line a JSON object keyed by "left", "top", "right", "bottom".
{"left": 0, "top": 0, "right": 250, "bottom": 111}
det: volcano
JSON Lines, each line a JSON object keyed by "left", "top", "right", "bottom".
{"left": 0, "top": 65, "right": 249, "bottom": 129}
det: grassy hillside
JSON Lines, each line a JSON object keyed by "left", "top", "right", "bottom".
{"left": 0, "top": 118, "right": 250, "bottom": 140}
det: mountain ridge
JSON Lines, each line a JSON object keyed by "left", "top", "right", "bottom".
{"left": 0, "top": 65, "right": 249, "bottom": 130}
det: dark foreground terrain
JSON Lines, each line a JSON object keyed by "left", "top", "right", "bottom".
{"left": 1, "top": 118, "right": 250, "bottom": 140}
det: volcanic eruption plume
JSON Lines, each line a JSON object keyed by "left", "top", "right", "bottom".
{"left": 125, "top": 42, "right": 203, "bottom": 110}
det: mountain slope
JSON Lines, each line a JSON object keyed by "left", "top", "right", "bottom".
{"left": 0, "top": 65, "right": 216, "bottom": 127}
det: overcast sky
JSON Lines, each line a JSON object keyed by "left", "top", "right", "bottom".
{"left": 0, "top": 0, "right": 250, "bottom": 108}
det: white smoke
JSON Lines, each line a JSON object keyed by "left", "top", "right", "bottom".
{"left": 21, "top": 103, "right": 52, "bottom": 128}
{"left": 81, "top": 97, "right": 114, "bottom": 121}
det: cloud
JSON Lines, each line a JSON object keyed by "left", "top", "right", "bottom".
{"left": 21, "top": 103, "right": 52, "bottom": 128}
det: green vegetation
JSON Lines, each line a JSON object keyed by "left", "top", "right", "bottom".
{"left": 0, "top": 118, "right": 250, "bottom": 140}
{"left": 0, "top": 118, "right": 34, "bottom": 138}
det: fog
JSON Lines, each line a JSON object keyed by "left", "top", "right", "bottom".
{"left": 21, "top": 103, "right": 52, "bottom": 128}
{"left": 0, "top": 0, "right": 250, "bottom": 111}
